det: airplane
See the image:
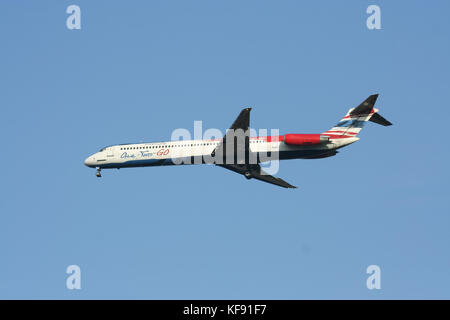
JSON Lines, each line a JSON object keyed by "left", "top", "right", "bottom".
{"left": 84, "top": 94, "right": 391, "bottom": 188}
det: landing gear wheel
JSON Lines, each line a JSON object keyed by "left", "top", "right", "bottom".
{"left": 96, "top": 167, "right": 102, "bottom": 178}
{"left": 244, "top": 171, "right": 252, "bottom": 179}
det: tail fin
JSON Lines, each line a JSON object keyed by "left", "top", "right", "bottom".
{"left": 323, "top": 94, "right": 392, "bottom": 137}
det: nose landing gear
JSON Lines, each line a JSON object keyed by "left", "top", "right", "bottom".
{"left": 96, "top": 167, "right": 102, "bottom": 178}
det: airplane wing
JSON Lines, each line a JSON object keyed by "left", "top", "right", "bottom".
{"left": 213, "top": 108, "right": 297, "bottom": 189}
{"left": 211, "top": 107, "right": 251, "bottom": 160}
{"left": 228, "top": 107, "right": 251, "bottom": 131}
{"left": 218, "top": 163, "right": 297, "bottom": 189}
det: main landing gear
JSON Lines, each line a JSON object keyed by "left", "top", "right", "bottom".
{"left": 96, "top": 167, "right": 102, "bottom": 178}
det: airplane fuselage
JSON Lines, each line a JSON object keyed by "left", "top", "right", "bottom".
{"left": 84, "top": 135, "right": 359, "bottom": 169}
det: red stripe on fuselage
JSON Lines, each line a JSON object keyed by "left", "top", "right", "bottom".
{"left": 323, "top": 130, "right": 357, "bottom": 135}
{"left": 324, "top": 134, "right": 357, "bottom": 139}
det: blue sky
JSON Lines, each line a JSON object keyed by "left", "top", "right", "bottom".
{"left": 1, "top": 0, "right": 449, "bottom": 299}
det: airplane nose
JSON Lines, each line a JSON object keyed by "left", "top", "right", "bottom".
{"left": 84, "top": 156, "right": 95, "bottom": 167}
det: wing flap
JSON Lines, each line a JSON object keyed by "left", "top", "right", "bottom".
{"left": 251, "top": 167, "right": 297, "bottom": 189}
{"left": 218, "top": 164, "right": 297, "bottom": 189}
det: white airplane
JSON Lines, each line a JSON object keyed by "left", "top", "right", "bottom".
{"left": 84, "top": 94, "right": 391, "bottom": 188}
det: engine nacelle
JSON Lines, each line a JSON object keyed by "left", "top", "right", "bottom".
{"left": 284, "top": 134, "right": 330, "bottom": 146}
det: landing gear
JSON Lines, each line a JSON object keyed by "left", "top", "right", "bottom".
{"left": 96, "top": 167, "right": 102, "bottom": 178}
{"left": 244, "top": 171, "right": 252, "bottom": 179}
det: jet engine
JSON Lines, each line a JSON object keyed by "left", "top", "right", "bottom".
{"left": 284, "top": 134, "right": 330, "bottom": 146}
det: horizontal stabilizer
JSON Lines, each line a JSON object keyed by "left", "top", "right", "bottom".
{"left": 369, "top": 113, "right": 392, "bottom": 126}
